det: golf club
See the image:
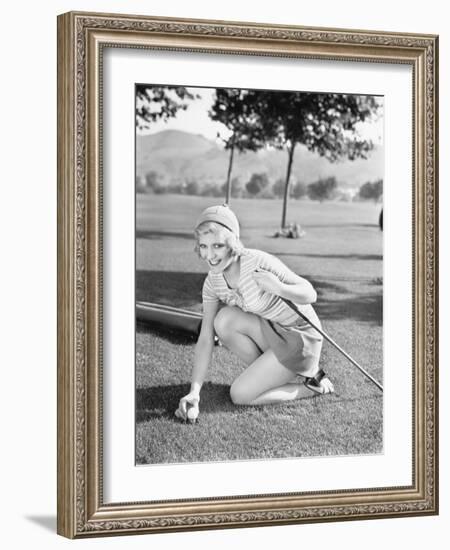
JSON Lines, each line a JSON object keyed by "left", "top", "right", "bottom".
{"left": 281, "top": 297, "right": 383, "bottom": 392}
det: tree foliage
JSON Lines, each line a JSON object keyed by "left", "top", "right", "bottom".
{"left": 209, "top": 89, "right": 270, "bottom": 202}
{"left": 210, "top": 89, "right": 268, "bottom": 152}
{"left": 221, "top": 177, "right": 245, "bottom": 198}
{"left": 246, "top": 173, "right": 270, "bottom": 197}
{"left": 307, "top": 177, "right": 338, "bottom": 202}
{"left": 358, "top": 179, "right": 383, "bottom": 202}
{"left": 242, "top": 90, "right": 380, "bottom": 225}
{"left": 272, "top": 178, "right": 286, "bottom": 198}
{"left": 291, "top": 181, "right": 307, "bottom": 199}
{"left": 136, "top": 85, "right": 198, "bottom": 130}
{"left": 184, "top": 179, "right": 200, "bottom": 196}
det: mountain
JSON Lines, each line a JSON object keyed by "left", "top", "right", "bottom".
{"left": 136, "top": 129, "right": 383, "bottom": 190}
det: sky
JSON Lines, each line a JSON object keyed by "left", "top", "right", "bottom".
{"left": 138, "top": 87, "right": 230, "bottom": 141}
{"left": 138, "top": 86, "right": 383, "bottom": 146}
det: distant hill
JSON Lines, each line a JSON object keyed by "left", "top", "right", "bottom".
{"left": 136, "top": 129, "right": 383, "bottom": 190}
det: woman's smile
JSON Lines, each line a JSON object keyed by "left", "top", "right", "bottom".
{"left": 198, "top": 233, "right": 232, "bottom": 272}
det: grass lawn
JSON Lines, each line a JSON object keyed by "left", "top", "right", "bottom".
{"left": 136, "top": 194, "right": 383, "bottom": 464}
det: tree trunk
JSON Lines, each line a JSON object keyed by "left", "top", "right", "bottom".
{"left": 281, "top": 142, "right": 296, "bottom": 228}
{"left": 225, "top": 136, "right": 235, "bottom": 205}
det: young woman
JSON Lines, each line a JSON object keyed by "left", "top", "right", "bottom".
{"left": 176, "top": 204, "right": 334, "bottom": 421}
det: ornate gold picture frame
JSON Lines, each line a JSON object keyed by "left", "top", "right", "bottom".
{"left": 57, "top": 11, "right": 438, "bottom": 538}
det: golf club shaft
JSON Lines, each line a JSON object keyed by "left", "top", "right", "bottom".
{"left": 282, "top": 298, "right": 383, "bottom": 392}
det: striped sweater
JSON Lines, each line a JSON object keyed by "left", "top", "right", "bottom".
{"left": 202, "top": 248, "right": 317, "bottom": 327}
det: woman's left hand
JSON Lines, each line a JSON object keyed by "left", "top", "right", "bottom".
{"left": 253, "top": 269, "right": 282, "bottom": 295}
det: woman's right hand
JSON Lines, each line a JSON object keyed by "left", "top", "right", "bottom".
{"left": 175, "top": 391, "right": 200, "bottom": 422}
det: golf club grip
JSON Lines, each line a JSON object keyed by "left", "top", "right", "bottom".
{"left": 281, "top": 298, "right": 383, "bottom": 392}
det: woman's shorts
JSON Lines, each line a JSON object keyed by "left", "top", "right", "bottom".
{"left": 258, "top": 315, "right": 323, "bottom": 374}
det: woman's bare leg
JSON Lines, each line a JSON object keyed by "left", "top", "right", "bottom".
{"left": 230, "top": 349, "right": 318, "bottom": 406}
{"left": 214, "top": 306, "right": 331, "bottom": 405}
{"left": 214, "top": 306, "right": 270, "bottom": 365}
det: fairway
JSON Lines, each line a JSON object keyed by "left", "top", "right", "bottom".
{"left": 136, "top": 194, "right": 383, "bottom": 464}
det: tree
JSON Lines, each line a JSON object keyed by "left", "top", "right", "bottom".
{"left": 143, "top": 170, "right": 166, "bottom": 193}
{"left": 245, "top": 91, "right": 380, "bottom": 227}
{"left": 307, "top": 177, "right": 338, "bottom": 202}
{"left": 272, "top": 178, "right": 286, "bottom": 198}
{"left": 221, "top": 177, "right": 245, "bottom": 198}
{"left": 291, "top": 181, "right": 307, "bottom": 199}
{"left": 358, "top": 179, "right": 383, "bottom": 202}
{"left": 184, "top": 179, "right": 200, "bottom": 196}
{"left": 246, "top": 173, "right": 270, "bottom": 197}
{"left": 209, "top": 89, "right": 269, "bottom": 204}
{"left": 136, "top": 85, "right": 198, "bottom": 130}
{"left": 136, "top": 175, "right": 147, "bottom": 194}
{"left": 202, "top": 183, "right": 224, "bottom": 198}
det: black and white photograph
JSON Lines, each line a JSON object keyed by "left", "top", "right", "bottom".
{"left": 135, "top": 84, "right": 384, "bottom": 465}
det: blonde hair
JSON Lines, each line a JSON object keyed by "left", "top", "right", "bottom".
{"left": 194, "top": 221, "right": 244, "bottom": 259}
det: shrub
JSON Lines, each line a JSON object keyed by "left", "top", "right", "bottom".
{"left": 245, "top": 173, "right": 270, "bottom": 197}
{"left": 358, "top": 179, "right": 383, "bottom": 202}
{"left": 291, "top": 181, "right": 307, "bottom": 199}
{"left": 184, "top": 180, "right": 200, "bottom": 195}
{"left": 259, "top": 187, "right": 275, "bottom": 199}
{"left": 272, "top": 178, "right": 286, "bottom": 198}
{"left": 136, "top": 175, "right": 148, "bottom": 194}
{"left": 144, "top": 170, "right": 167, "bottom": 194}
{"left": 201, "top": 183, "right": 223, "bottom": 197}
{"left": 307, "top": 176, "right": 338, "bottom": 202}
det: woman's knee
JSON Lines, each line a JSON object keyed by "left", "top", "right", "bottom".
{"left": 229, "top": 379, "right": 253, "bottom": 406}
{"left": 213, "top": 306, "right": 239, "bottom": 340}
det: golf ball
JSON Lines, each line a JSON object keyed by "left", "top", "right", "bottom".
{"left": 187, "top": 406, "right": 199, "bottom": 422}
